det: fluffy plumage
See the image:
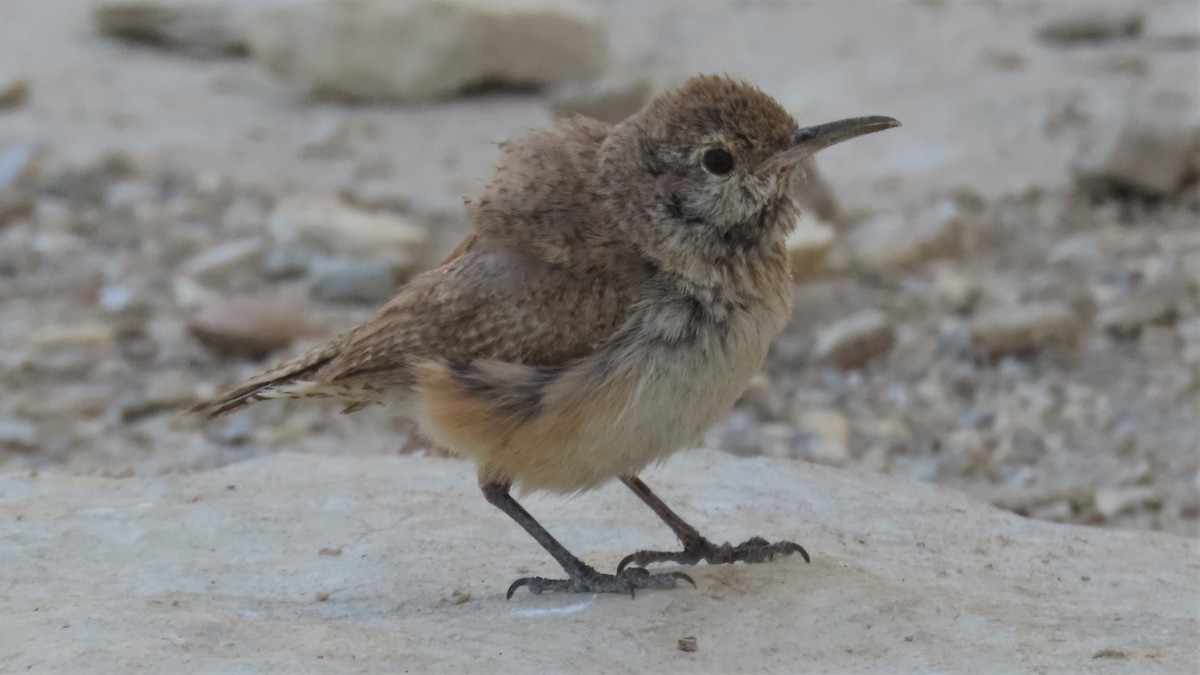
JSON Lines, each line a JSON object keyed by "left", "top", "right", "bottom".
{"left": 191, "top": 75, "right": 872, "bottom": 495}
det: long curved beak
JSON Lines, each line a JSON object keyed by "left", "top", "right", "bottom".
{"left": 763, "top": 116, "right": 900, "bottom": 173}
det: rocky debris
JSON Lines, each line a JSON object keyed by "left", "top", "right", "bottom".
{"left": 0, "top": 144, "right": 44, "bottom": 188}
{"left": 1142, "top": 1, "right": 1200, "bottom": 48}
{"left": 0, "top": 73, "right": 30, "bottom": 109}
{"left": 1138, "top": 325, "right": 1178, "bottom": 364}
{"left": 549, "top": 75, "right": 652, "bottom": 124}
{"left": 3, "top": 451, "right": 1196, "bottom": 672}
{"left": 843, "top": 199, "right": 963, "bottom": 274}
{"left": 26, "top": 323, "right": 116, "bottom": 351}
{"left": 203, "top": 411, "right": 254, "bottom": 445}
{"left": 1036, "top": 6, "right": 1143, "bottom": 45}
{"left": 1097, "top": 282, "right": 1183, "bottom": 338}
{"left": 91, "top": 0, "right": 251, "bottom": 57}
{"left": 188, "top": 295, "right": 316, "bottom": 359}
{"left": 247, "top": 0, "right": 609, "bottom": 102}
{"left": 297, "top": 117, "right": 356, "bottom": 159}
{"left": 339, "top": 179, "right": 413, "bottom": 215}
{"left": 0, "top": 416, "right": 38, "bottom": 451}
{"left": 708, "top": 410, "right": 767, "bottom": 457}
{"left": 814, "top": 309, "right": 895, "bottom": 369}
{"left": 220, "top": 194, "right": 268, "bottom": 233}
{"left": 970, "top": 302, "right": 1083, "bottom": 357}
{"left": 308, "top": 260, "right": 397, "bottom": 306}
{"left": 0, "top": 186, "right": 32, "bottom": 226}
{"left": 179, "top": 237, "right": 265, "bottom": 285}
{"left": 784, "top": 214, "right": 835, "bottom": 280}
{"left": 1094, "top": 485, "right": 1163, "bottom": 520}
{"left": 259, "top": 242, "right": 314, "bottom": 281}
{"left": 266, "top": 194, "right": 425, "bottom": 263}
{"left": 736, "top": 374, "right": 788, "bottom": 422}
{"left": 791, "top": 159, "right": 844, "bottom": 225}
{"left": 795, "top": 408, "right": 852, "bottom": 464}
{"left": 41, "top": 152, "right": 136, "bottom": 203}
{"left": 109, "top": 370, "right": 199, "bottom": 423}
{"left": 1074, "top": 92, "right": 1200, "bottom": 197}
{"left": 930, "top": 264, "right": 981, "bottom": 313}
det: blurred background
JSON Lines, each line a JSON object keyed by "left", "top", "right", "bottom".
{"left": 0, "top": 0, "right": 1196, "bottom": 537}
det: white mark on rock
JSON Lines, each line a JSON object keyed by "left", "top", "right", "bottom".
{"left": 509, "top": 597, "right": 595, "bottom": 618}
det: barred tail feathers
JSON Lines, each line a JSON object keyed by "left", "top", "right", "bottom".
{"left": 188, "top": 342, "right": 342, "bottom": 419}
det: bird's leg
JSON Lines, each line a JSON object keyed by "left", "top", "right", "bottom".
{"left": 480, "top": 481, "right": 693, "bottom": 598}
{"left": 616, "top": 476, "right": 810, "bottom": 573}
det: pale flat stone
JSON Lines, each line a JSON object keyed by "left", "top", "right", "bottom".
{"left": 266, "top": 193, "right": 426, "bottom": 259}
{"left": 0, "top": 450, "right": 1195, "bottom": 672}
{"left": 971, "top": 301, "right": 1083, "bottom": 357}
{"left": 179, "top": 237, "right": 265, "bottom": 284}
{"left": 845, "top": 200, "right": 963, "bottom": 274}
{"left": 247, "top": 0, "right": 609, "bottom": 102}
{"left": 785, "top": 213, "right": 835, "bottom": 280}
{"left": 1075, "top": 91, "right": 1200, "bottom": 197}
{"left": 92, "top": 0, "right": 254, "bottom": 57}
{"left": 1037, "top": 6, "right": 1143, "bottom": 45}
{"left": 188, "top": 295, "right": 316, "bottom": 359}
{"left": 0, "top": 72, "right": 30, "bottom": 109}
{"left": 1143, "top": 1, "right": 1200, "bottom": 48}
{"left": 549, "top": 75, "right": 652, "bottom": 124}
{"left": 814, "top": 309, "right": 895, "bottom": 369}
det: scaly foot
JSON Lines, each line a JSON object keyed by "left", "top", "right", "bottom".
{"left": 507, "top": 565, "right": 695, "bottom": 599}
{"left": 617, "top": 535, "right": 809, "bottom": 573}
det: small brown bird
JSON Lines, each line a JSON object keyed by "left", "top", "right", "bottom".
{"left": 192, "top": 75, "right": 898, "bottom": 598}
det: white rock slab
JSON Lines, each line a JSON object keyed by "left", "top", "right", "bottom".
{"left": 247, "top": 0, "right": 609, "bottom": 102}
{"left": 1, "top": 450, "right": 1196, "bottom": 672}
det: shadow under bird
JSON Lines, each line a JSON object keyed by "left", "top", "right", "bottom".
{"left": 191, "top": 75, "right": 899, "bottom": 598}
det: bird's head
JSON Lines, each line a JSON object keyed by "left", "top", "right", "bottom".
{"left": 598, "top": 75, "right": 898, "bottom": 286}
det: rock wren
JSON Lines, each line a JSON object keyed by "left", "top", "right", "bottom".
{"left": 192, "top": 75, "right": 898, "bottom": 598}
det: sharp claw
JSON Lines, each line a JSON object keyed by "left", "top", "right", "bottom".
{"left": 616, "top": 553, "right": 637, "bottom": 574}
{"left": 506, "top": 577, "right": 530, "bottom": 600}
{"left": 792, "top": 543, "right": 811, "bottom": 563}
{"left": 672, "top": 572, "right": 697, "bottom": 588}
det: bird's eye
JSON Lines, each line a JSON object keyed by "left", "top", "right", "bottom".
{"left": 702, "top": 148, "right": 735, "bottom": 175}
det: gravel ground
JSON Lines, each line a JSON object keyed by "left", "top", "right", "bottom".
{"left": 0, "top": 0, "right": 1197, "bottom": 538}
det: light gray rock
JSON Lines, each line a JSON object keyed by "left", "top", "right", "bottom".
{"left": 549, "top": 75, "right": 652, "bottom": 124}
{"left": 0, "top": 451, "right": 1195, "bottom": 672}
{"left": 0, "top": 416, "right": 38, "bottom": 451}
{"left": 309, "top": 260, "right": 396, "bottom": 306}
{"left": 91, "top": 0, "right": 253, "bottom": 57}
{"left": 1037, "top": 6, "right": 1143, "bottom": 45}
{"left": 1142, "top": 1, "right": 1200, "bottom": 48}
{"left": 0, "top": 144, "right": 44, "bottom": 188}
{"left": 795, "top": 408, "right": 852, "bottom": 464}
{"left": 247, "top": 0, "right": 609, "bottom": 102}
{"left": 188, "top": 296, "right": 315, "bottom": 359}
{"left": 784, "top": 213, "right": 835, "bottom": 280}
{"left": 0, "top": 186, "right": 32, "bottom": 226}
{"left": 790, "top": 158, "right": 844, "bottom": 225}
{"left": 845, "top": 200, "right": 963, "bottom": 274}
{"left": 970, "top": 302, "right": 1083, "bottom": 357}
{"left": 0, "top": 72, "right": 30, "bottom": 109}
{"left": 259, "top": 242, "right": 316, "bottom": 281}
{"left": 267, "top": 194, "right": 425, "bottom": 260}
{"left": 179, "top": 237, "right": 265, "bottom": 284}
{"left": 339, "top": 179, "right": 413, "bottom": 213}
{"left": 1097, "top": 282, "right": 1183, "bottom": 338}
{"left": 297, "top": 117, "right": 356, "bottom": 159}
{"left": 814, "top": 309, "right": 895, "bottom": 370}
{"left": 1094, "top": 486, "right": 1163, "bottom": 520}
{"left": 1075, "top": 92, "right": 1200, "bottom": 197}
